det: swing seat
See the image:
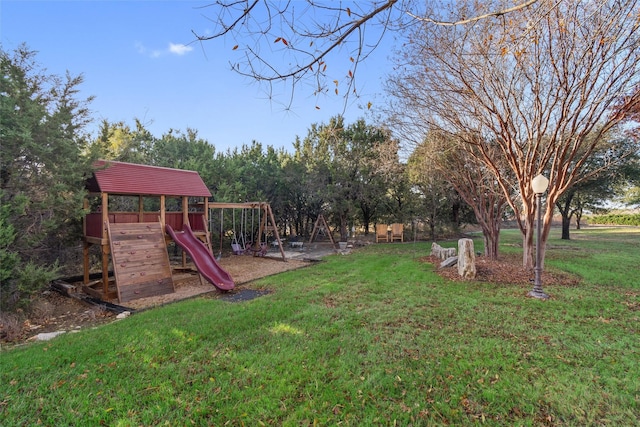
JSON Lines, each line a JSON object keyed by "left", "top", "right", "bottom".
{"left": 244, "top": 242, "right": 268, "bottom": 257}
{"left": 231, "top": 243, "right": 243, "bottom": 255}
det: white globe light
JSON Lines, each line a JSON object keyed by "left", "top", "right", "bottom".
{"left": 531, "top": 174, "right": 549, "bottom": 194}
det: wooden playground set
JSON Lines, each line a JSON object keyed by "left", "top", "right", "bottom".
{"left": 82, "top": 160, "right": 285, "bottom": 303}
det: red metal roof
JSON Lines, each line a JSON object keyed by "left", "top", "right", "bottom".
{"left": 86, "top": 160, "right": 212, "bottom": 197}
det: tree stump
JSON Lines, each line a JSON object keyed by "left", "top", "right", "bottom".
{"left": 457, "top": 238, "right": 477, "bottom": 279}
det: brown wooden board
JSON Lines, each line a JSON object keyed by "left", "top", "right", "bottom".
{"left": 107, "top": 222, "right": 174, "bottom": 302}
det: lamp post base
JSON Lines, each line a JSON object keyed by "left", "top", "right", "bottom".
{"left": 527, "top": 289, "right": 549, "bottom": 300}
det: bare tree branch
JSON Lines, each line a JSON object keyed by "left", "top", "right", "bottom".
{"left": 407, "top": 0, "right": 538, "bottom": 26}
{"left": 191, "top": 1, "right": 539, "bottom": 110}
{"left": 193, "top": 1, "right": 398, "bottom": 79}
{"left": 194, "top": 0, "right": 261, "bottom": 39}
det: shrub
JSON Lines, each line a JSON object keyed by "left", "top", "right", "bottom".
{"left": 0, "top": 312, "right": 23, "bottom": 342}
{"left": 588, "top": 213, "right": 640, "bottom": 226}
{"left": 1, "top": 261, "right": 60, "bottom": 311}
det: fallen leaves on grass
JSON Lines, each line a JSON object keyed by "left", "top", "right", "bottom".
{"left": 421, "top": 254, "right": 581, "bottom": 287}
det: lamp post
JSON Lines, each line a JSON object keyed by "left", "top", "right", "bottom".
{"left": 529, "top": 174, "right": 550, "bottom": 300}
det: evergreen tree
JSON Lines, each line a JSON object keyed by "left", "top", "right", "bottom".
{"left": 0, "top": 45, "right": 94, "bottom": 308}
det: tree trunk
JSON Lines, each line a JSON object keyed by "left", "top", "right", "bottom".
{"left": 538, "top": 207, "right": 554, "bottom": 270}
{"left": 473, "top": 209, "right": 502, "bottom": 260}
{"left": 483, "top": 233, "right": 501, "bottom": 260}
{"left": 428, "top": 218, "right": 436, "bottom": 241}
{"left": 359, "top": 202, "right": 373, "bottom": 236}
{"left": 339, "top": 213, "right": 349, "bottom": 241}
{"left": 561, "top": 215, "right": 571, "bottom": 240}
{"left": 481, "top": 224, "right": 500, "bottom": 260}
{"left": 556, "top": 190, "right": 574, "bottom": 240}
{"left": 426, "top": 202, "right": 438, "bottom": 241}
{"left": 576, "top": 210, "right": 582, "bottom": 230}
{"left": 451, "top": 200, "right": 460, "bottom": 226}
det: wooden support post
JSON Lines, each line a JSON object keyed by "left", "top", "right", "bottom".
{"left": 101, "top": 243, "right": 110, "bottom": 297}
{"left": 181, "top": 196, "right": 188, "bottom": 268}
{"left": 83, "top": 241, "right": 90, "bottom": 285}
{"left": 82, "top": 197, "right": 89, "bottom": 238}
{"left": 258, "top": 203, "right": 267, "bottom": 246}
{"left": 182, "top": 196, "right": 189, "bottom": 227}
{"left": 138, "top": 195, "right": 144, "bottom": 222}
{"left": 266, "top": 204, "right": 287, "bottom": 261}
{"left": 160, "top": 195, "right": 166, "bottom": 229}
{"left": 82, "top": 197, "right": 90, "bottom": 285}
{"left": 101, "top": 194, "right": 110, "bottom": 297}
{"left": 200, "top": 197, "right": 212, "bottom": 254}
{"left": 101, "top": 192, "right": 109, "bottom": 239}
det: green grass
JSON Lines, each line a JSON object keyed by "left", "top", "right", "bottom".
{"left": 1, "top": 227, "right": 639, "bottom": 426}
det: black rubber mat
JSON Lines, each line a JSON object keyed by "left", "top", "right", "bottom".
{"left": 219, "top": 288, "right": 271, "bottom": 303}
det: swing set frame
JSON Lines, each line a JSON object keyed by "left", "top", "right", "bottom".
{"left": 209, "top": 202, "right": 287, "bottom": 262}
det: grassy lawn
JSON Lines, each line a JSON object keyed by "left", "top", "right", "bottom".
{"left": 1, "top": 227, "right": 639, "bottom": 426}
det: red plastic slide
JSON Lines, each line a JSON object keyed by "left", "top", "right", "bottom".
{"left": 166, "top": 224, "right": 235, "bottom": 291}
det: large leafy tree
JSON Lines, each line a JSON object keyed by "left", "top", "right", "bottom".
{"left": 1, "top": 45, "right": 94, "bottom": 307}
{"left": 215, "top": 141, "right": 287, "bottom": 204}
{"left": 297, "top": 117, "right": 356, "bottom": 240}
{"left": 88, "top": 120, "right": 160, "bottom": 212}
{"left": 150, "top": 128, "right": 219, "bottom": 185}
{"left": 296, "top": 116, "right": 397, "bottom": 240}
{"left": 372, "top": 137, "right": 413, "bottom": 228}
{"left": 387, "top": 0, "right": 640, "bottom": 268}
{"left": 90, "top": 119, "right": 155, "bottom": 164}
{"left": 343, "top": 119, "right": 396, "bottom": 234}
{"left": 406, "top": 149, "right": 457, "bottom": 242}
{"left": 278, "top": 148, "right": 313, "bottom": 237}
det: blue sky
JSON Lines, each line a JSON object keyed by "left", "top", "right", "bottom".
{"left": 1, "top": 1, "right": 393, "bottom": 153}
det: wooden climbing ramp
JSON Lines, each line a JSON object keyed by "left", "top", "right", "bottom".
{"left": 107, "top": 221, "right": 174, "bottom": 303}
